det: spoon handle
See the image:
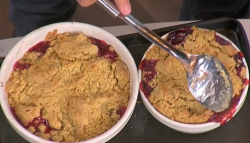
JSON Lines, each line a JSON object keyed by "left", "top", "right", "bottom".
{"left": 97, "top": 0, "right": 191, "bottom": 65}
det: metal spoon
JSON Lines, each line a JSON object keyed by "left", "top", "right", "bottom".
{"left": 97, "top": 0, "right": 233, "bottom": 113}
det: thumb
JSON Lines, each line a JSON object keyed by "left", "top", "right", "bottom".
{"left": 114, "top": 0, "right": 131, "bottom": 15}
{"left": 76, "top": 0, "right": 96, "bottom": 7}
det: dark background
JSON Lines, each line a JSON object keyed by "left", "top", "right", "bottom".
{"left": 0, "top": 0, "right": 182, "bottom": 39}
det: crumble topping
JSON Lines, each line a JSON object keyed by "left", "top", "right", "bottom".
{"left": 140, "top": 26, "right": 247, "bottom": 124}
{"left": 6, "top": 30, "right": 130, "bottom": 142}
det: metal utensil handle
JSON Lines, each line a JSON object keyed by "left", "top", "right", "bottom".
{"left": 97, "top": 0, "right": 120, "bottom": 17}
{"left": 97, "top": 0, "right": 190, "bottom": 65}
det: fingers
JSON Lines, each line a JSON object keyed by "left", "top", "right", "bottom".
{"left": 76, "top": 0, "right": 96, "bottom": 7}
{"left": 76, "top": 0, "right": 131, "bottom": 15}
{"left": 114, "top": 0, "right": 131, "bottom": 15}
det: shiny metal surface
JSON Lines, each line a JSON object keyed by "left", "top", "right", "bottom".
{"left": 97, "top": 0, "right": 120, "bottom": 17}
{"left": 97, "top": 0, "right": 233, "bottom": 112}
{"left": 187, "top": 55, "right": 233, "bottom": 112}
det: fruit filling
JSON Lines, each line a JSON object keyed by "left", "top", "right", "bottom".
{"left": 140, "top": 26, "right": 248, "bottom": 125}
{"left": 13, "top": 62, "right": 31, "bottom": 70}
{"left": 166, "top": 27, "right": 193, "bottom": 45}
{"left": 27, "top": 41, "right": 50, "bottom": 55}
{"left": 215, "top": 34, "right": 231, "bottom": 45}
{"left": 6, "top": 30, "right": 130, "bottom": 142}
{"left": 89, "top": 37, "right": 118, "bottom": 62}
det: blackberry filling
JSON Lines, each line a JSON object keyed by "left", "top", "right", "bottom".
{"left": 140, "top": 28, "right": 249, "bottom": 125}
{"left": 88, "top": 37, "right": 118, "bottom": 62}
{"left": 166, "top": 27, "right": 193, "bottom": 45}
{"left": 27, "top": 41, "right": 50, "bottom": 55}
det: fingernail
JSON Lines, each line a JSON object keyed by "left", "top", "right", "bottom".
{"left": 124, "top": 3, "right": 131, "bottom": 15}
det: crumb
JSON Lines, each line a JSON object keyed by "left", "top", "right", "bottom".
{"left": 6, "top": 30, "right": 130, "bottom": 142}
{"left": 141, "top": 26, "right": 245, "bottom": 124}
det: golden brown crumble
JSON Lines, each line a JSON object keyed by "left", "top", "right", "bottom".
{"left": 142, "top": 26, "right": 246, "bottom": 124}
{"left": 6, "top": 30, "right": 130, "bottom": 142}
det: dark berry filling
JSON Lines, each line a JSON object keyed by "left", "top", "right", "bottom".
{"left": 139, "top": 59, "right": 158, "bottom": 98}
{"left": 27, "top": 41, "right": 50, "bottom": 55}
{"left": 116, "top": 106, "right": 127, "bottom": 117}
{"left": 13, "top": 62, "right": 31, "bottom": 70}
{"left": 215, "top": 35, "right": 231, "bottom": 45}
{"left": 139, "top": 59, "right": 158, "bottom": 82}
{"left": 10, "top": 107, "right": 53, "bottom": 134}
{"left": 244, "top": 79, "right": 249, "bottom": 85}
{"left": 27, "top": 116, "right": 52, "bottom": 134}
{"left": 88, "top": 37, "right": 118, "bottom": 62}
{"left": 166, "top": 27, "right": 193, "bottom": 45}
{"left": 144, "top": 73, "right": 156, "bottom": 82}
{"left": 233, "top": 52, "right": 245, "bottom": 77}
{"left": 140, "top": 80, "right": 153, "bottom": 98}
{"left": 208, "top": 51, "right": 249, "bottom": 125}
{"left": 13, "top": 41, "right": 50, "bottom": 71}
{"left": 208, "top": 95, "right": 240, "bottom": 125}
{"left": 10, "top": 107, "right": 23, "bottom": 126}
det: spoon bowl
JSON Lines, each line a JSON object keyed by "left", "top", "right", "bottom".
{"left": 187, "top": 54, "right": 233, "bottom": 112}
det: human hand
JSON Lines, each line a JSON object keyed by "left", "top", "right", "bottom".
{"left": 76, "top": 0, "right": 131, "bottom": 15}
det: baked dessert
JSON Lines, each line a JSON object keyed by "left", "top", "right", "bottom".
{"left": 140, "top": 26, "right": 248, "bottom": 124}
{"left": 6, "top": 30, "right": 130, "bottom": 142}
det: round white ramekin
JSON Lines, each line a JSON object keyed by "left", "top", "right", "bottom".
{"left": 0, "top": 22, "right": 139, "bottom": 143}
{"left": 139, "top": 30, "right": 249, "bottom": 134}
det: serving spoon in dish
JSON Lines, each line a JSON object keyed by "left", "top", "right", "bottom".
{"left": 97, "top": 0, "right": 233, "bottom": 113}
